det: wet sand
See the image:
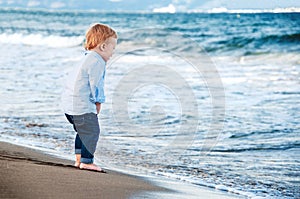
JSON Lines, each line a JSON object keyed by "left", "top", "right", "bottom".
{"left": 0, "top": 141, "right": 243, "bottom": 199}
{"left": 0, "top": 141, "right": 166, "bottom": 199}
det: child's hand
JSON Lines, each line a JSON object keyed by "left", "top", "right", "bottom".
{"left": 96, "top": 103, "right": 101, "bottom": 114}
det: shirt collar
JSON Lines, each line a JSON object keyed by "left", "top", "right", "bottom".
{"left": 85, "top": 51, "right": 106, "bottom": 65}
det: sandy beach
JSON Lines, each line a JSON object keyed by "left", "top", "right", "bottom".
{"left": 0, "top": 141, "right": 167, "bottom": 199}
{"left": 0, "top": 141, "right": 244, "bottom": 199}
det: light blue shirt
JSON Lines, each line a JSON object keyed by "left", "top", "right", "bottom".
{"left": 61, "top": 51, "right": 106, "bottom": 115}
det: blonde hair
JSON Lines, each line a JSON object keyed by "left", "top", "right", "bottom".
{"left": 84, "top": 23, "right": 117, "bottom": 50}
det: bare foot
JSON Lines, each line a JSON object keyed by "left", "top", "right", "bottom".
{"left": 74, "top": 161, "right": 80, "bottom": 168}
{"left": 74, "top": 154, "right": 81, "bottom": 167}
{"left": 79, "top": 163, "right": 104, "bottom": 172}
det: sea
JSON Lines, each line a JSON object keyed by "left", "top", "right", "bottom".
{"left": 0, "top": 8, "right": 299, "bottom": 199}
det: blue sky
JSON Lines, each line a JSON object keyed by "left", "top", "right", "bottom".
{"left": 0, "top": 0, "right": 299, "bottom": 11}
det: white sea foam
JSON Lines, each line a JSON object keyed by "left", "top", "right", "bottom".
{"left": 0, "top": 33, "right": 83, "bottom": 48}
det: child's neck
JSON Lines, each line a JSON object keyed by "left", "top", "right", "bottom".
{"left": 90, "top": 49, "right": 106, "bottom": 62}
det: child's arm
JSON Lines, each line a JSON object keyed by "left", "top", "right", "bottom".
{"left": 87, "top": 60, "right": 106, "bottom": 113}
{"left": 96, "top": 102, "right": 101, "bottom": 114}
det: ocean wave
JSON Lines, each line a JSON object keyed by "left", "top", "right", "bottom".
{"left": 261, "top": 33, "right": 300, "bottom": 43}
{"left": 0, "top": 33, "right": 83, "bottom": 47}
{"left": 203, "top": 33, "right": 300, "bottom": 55}
{"left": 229, "top": 128, "right": 294, "bottom": 139}
{"left": 211, "top": 142, "right": 300, "bottom": 153}
{"left": 117, "top": 26, "right": 300, "bottom": 55}
{"left": 1, "top": 9, "right": 299, "bottom": 55}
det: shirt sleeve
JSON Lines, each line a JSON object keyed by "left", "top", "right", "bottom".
{"left": 87, "top": 60, "right": 106, "bottom": 104}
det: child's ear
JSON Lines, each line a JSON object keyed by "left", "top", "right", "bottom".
{"left": 99, "top": 43, "right": 106, "bottom": 51}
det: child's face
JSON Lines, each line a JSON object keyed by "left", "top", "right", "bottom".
{"left": 101, "top": 37, "right": 117, "bottom": 62}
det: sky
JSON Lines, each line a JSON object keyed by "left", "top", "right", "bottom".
{"left": 0, "top": 0, "right": 299, "bottom": 12}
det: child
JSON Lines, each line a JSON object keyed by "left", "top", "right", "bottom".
{"left": 62, "top": 23, "right": 117, "bottom": 172}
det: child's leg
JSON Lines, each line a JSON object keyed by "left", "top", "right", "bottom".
{"left": 79, "top": 135, "right": 103, "bottom": 172}
{"left": 74, "top": 134, "right": 82, "bottom": 167}
{"left": 74, "top": 113, "right": 103, "bottom": 172}
{"left": 65, "top": 114, "right": 82, "bottom": 167}
{"left": 80, "top": 142, "right": 94, "bottom": 163}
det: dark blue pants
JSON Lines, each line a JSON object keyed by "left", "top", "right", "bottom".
{"left": 65, "top": 113, "right": 98, "bottom": 164}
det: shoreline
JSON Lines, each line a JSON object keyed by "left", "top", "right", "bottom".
{"left": 0, "top": 141, "right": 243, "bottom": 199}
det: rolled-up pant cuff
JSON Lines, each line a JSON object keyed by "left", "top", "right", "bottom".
{"left": 80, "top": 157, "right": 94, "bottom": 164}
{"left": 75, "top": 149, "right": 81, "bottom": 154}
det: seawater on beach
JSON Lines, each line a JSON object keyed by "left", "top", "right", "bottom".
{"left": 0, "top": 9, "right": 299, "bottom": 198}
